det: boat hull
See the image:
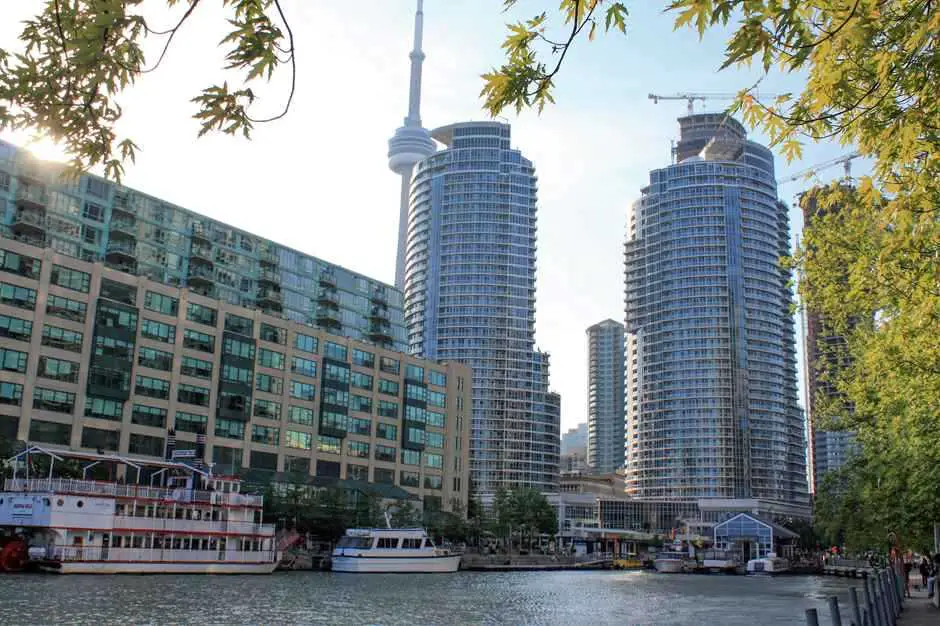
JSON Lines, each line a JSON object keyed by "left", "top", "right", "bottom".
{"left": 331, "top": 554, "right": 461, "bottom": 573}
{"left": 37, "top": 560, "right": 278, "bottom": 574}
{"left": 654, "top": 559, "right": 686, "bottom": 574}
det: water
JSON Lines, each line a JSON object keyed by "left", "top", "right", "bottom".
{"left": 0, "top": 571, "right": 862, "bottom": 625}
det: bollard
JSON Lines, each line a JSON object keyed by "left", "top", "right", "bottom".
{"left": 828, "top": 596, "right": 843, "bottom": 626}
{"left": 863, "top": 577, "right": 877, "bottom": 626}
{"left": 880, "top": 572, "right": 895, "bottom": 626}
{"left": 850, "top": 587, "right": 863, "bottom": 626}
{"left": 806, "top": 608, "right": 820, "bottom": 626}
{"left": 890, "top": 568, "right": 903, "bottom": 612}
{"left": 876, "top": 573, "right": 890, "bottom": 626}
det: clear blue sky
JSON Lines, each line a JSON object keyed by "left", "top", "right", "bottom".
{"left": 1, "top": 1, "right": 859, "bottom": 431}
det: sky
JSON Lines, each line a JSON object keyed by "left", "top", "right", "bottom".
{"left": 1, "top": 1, "right": 860, "bottom": 432}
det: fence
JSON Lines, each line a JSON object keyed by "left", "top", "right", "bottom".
{"left": 805, "top": 567, "right": 904, "bottom": 626}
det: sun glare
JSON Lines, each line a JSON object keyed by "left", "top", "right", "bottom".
{"left": 23, "top": 136, "right": 71, "bottom": 164}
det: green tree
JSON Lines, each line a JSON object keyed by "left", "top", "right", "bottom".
{"left": 492, "top": 487, "right": 558, "bottom": 548}
{"left": 0, "top": 0, "right": 296, "bottom": 179}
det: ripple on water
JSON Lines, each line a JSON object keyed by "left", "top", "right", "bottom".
{"left": 0, "top": 571, "right": 863, "bottom": 625}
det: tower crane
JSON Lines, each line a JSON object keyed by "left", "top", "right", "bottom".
{"left": 648, "top": 92, "right": 781, "bottom": 115}
{"left": 776, "top": 152, "right": 861, "bottom": 185}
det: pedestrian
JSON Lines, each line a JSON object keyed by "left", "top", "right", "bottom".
{"left": 903, "top": 553, "right": 913, "bottom": 598}
{"left": 920, "top": 554, "right": 931, "bottom": 588}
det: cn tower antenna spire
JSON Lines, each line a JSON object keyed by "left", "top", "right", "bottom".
{"left": 389, "top": 0, "right": 435, "bottom": 291}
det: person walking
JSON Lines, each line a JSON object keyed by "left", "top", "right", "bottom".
{"left": 903, "top": 553, "right": 914, "bottom": 598}
{"left": 920, "top": 554, "right": 931, "bottom": 588}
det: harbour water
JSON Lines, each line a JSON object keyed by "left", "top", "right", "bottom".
{"left": 0, "top": 570, "right": 861, "bottom": 625}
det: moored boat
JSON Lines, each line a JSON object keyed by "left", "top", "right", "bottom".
{"left": 653, "top": 550, "right": 690, "bottom": 574}
{"left": 746, "top": 554, "right": 791, "bottom": 576}
{"left": 0, "top": 444, "right": 279, "bottom": 574}
{"left": 331, "top": 525, "right": 461, "bottom": 573}
{"left": 701, "top": 549, "right": 739, "bottom": 574}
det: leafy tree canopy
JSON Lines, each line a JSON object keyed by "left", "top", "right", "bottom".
{"left": 492, "top": 487, "right": 558, "bottom": 537}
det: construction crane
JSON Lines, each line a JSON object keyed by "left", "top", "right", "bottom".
{"left": 776, "top": 152, "right": 861, "bottom": 185}
{"left": 648, "top": 92, "right": 781, "bottom": 115}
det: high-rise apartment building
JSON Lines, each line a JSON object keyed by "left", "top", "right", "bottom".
{"left": 0, "top": 140, "right": 407, "bottom": 351}
{"left": 561, "top": 422, "right": 588, "bottom": 474}
{"left": 800, "top": 187, "right": 857, "bottom": 492}
{"left": 403, "top": 121, "right": 561, "bottom": 498}
{"left": 586, "top": 319, "right": 625, "bottom": 473}
{"left": 0, "top": 144, "right": 471, "bottom": 513}
{"left": 624, "top": 114, "right": 807, "bottom": 510}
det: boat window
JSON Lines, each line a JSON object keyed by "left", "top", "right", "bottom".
{"left": 337, "top": 536, "right": 372, "bottom": 549}
{"left": 402, "top": 538, "right": 422, "bottom": 549}
{"left": 422, "top": 538, "right": 433, "bottom": 549}
{"left": 376, "top": 537, "right": 399, "bottom": 549}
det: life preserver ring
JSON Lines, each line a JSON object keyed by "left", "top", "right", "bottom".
{"left": 0, "top": 540, "right": 28, "bottom": 572}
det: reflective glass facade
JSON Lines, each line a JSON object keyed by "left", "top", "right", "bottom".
{"left": 0, "top": 140, "right": 406, "bottom": 351}
{"left": 404, "top": 121, "right": 560, "bottom": 496}
{"left": 624, "top": 114, "right": 807, "bottom": 506}
{"left": 586, "top": 319, "right": 625, "bottom": 473}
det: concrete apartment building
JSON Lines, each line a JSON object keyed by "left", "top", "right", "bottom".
{"left": 0, "top": 145, "right": 470, "bottom": 513}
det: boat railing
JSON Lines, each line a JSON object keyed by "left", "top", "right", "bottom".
{"left": 48, "top": 545, "right": 277, "bottom": 564}
{"left": 112, "top": 516, "right": 274, "bottom": 536}
{"left": 4, "top": 478, "right": 263, "bottom": 507}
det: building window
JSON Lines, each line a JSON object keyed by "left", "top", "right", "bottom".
{"left": 379, "top": 356, "right": 400, "bottom": 375}
{"left": 257, "top": 348, "right": 284, "bottom": 370}
{"left": 81, "top": 426, "right": 119, "bottom": 451}
{"left": 215, "top": 417, "right": 246, "bottom": 440}
{"left": 218, "top": 391, "right": 248, "bottom": 415}
{"left": 144, "top": 291, "right": 178, "bottom": 316}
{"left": 400, "top": 471, "right": 420, "bottom": 488}
{"left": 86, "top": 366, "right": 130, "bottom": 395}
{"left": 323, "top": 341, "right": 347, "bottom": 361}
{"left": 350, "top": 394, "right": 371, "bottom": 413}
{"left": 378, "top": 379, "right": 400, "bottom": 396}
{"left": 0, "top": 282, "right": 37, "bottom": 309}
{"left": 285, "top": 430, "right": 312, "bottom": 451}
{"left": 405, "top": 364, "right": 424, "bottom": 382}
{"left": 99, "top": 278, "right": 136, "bottom": 305}
{"left": 294, "top": 332, "right": 318, "bottom": 354}
{"left": 320, "top": 410, "right": 347, "bottom": 433}
{"left": 316, "top": 460, "right": 341, "bottom": 478}
{"left": 322, "top": 388, "right": 348, "bottom": 408}
{"left": 425, "top": 453, "right": 443, "bottom": 469}
{"left": 352, "top": 349, "right": 374, "bottom": 368}
{"left": 132, "top": 404, "right": 167, "bottom": 428}
{"left": 177, "top": 383, "right": 210, "bottom": 407}
{"left": 426, "top": 411, "right": 445, "bottom": 428}
{"left": 378, "top": 400, "right": 399, "bottom": 419}
{"left": 376, "top": 423, "right": 398, "bottom": 441}
{"left": 99, "top": 401, "right": 132, "bottom": 435}
{"left": 428, "top": 370, "right": 447, "bottom": 387}
{"left": 253, "top": 398, "right": 281, "bottom": 421}
{"left": 405, "top": 405, "right": 426, "bottom": 424}
{"left": 223, "top": 335, "right": 254, "bottom": 360}
{"left": 141, "top": 319, "right": 176, "bottom": 344}
{"left": 346, "top": 464, "right": 369, "bottom": 481}
{"left": 0, "top": 249, "right": 41, "bottom": 279}
{"left": 250, "top": 450, "right": 278, "bottom": 471}
{"left": 374, "top": 445, "right": 396, "bottom": 463}
{"left": 93, "top": 335, "right": 133, "bottom": 360}
{"left": 224, "top": 313, "right": 254, "bottom": 336}
{"left": 135, "top": 375, "right": 170, "bottom": 399}
{"left": 50, "top": 265, "right": 91, "bottom": 293}
{"left": 85, "top": 177, "right": 111, "bottom": 199}
{"left": 427, "top": 390, "right": 447, "bottom": 408}
{"left": 37, "top": 356, "right": 79, "bottom": 383}
{"left": 221, "top": 363, "right": 252, "bottom": 385}
{"left": 175, "top": 411, "right": 207, "bottom": 434}
{"left": 317, "top": 435, "right": 342, "bottom": 454}
{"left": 290, "top": 356, "right": 317, "bottom": 378}
{"left": 0, "top": 348, "right": 27, "bottom": 373}
{"left": 347, "top": 440, "right": 370, "bottom": 458}
{"left": 137, "top": 346, "right": 173, "bottom": 372}
{"left": 259, "top": 322, "right": 286, "bottom": 344}
{"left": 351, "top": 372, "right": 373, "bottom": 390}
{"left": 129, "top": 433, "right": 165, "bottom": 457}
{"left": 404, "top": 426, "right": 425, "bottom": 446}
{"left": 425, "top": 432, "right": 444, "bottom": 449}
{"left": 284, "top": 456, "right": 310, "bottom": 476}
{"left": 251, "top": 424, "right": 281, "bottom": 446}
{"left": 182, "top": 329, "right": 215, "bottom": 353}
{"left": 0, "top": 382, "right": 23, "bottom": 406}
{"left": 33, "top": 387, "right": 76, "bottom": 414}
{"left": 373, "top": 467, "right": 395, "bottom": 484}
{"left": 186, "top": 302, "right": 217, "bottom": 327}
{"left": 46, "top": 294, "right": 86, "bottom": 322}
{"left": 289, "top": 381, "right": 315, "bottom": 401}
{"left": 29, "top": 420, "right": 72, "bottom": 445}
{"left": 180, "top": 356, "right": 213, "bottom": 379}
{"left": 348, "top": 417, "right": 371, "bottom": 436}
{"left": 424, "top": 475, "right": 443, "bottom": 490}
{"left": 96, "top": 302, "right": 138, "bottom": 332}
{"left": 405, "top": 383, "right": 427, "bottom": 402}
{"left": 323, "top": 363, "right": 350, "bottom": 385}
{"left": 401, "top": 449, "right": 421, "bottom": 466}
{"left": 256, "top": 373, "right": 283, "bottom": 395}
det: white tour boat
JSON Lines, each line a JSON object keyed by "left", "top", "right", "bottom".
{"left": 0, "top": 444, "right": 279, "bottom": 574}
{"left": 332, "top": 521, "right": 461, "bottom": 573}
{"left": 654, "top": 550, "right": 690, "bottom": 574}
{"left": 746, "top": 553, "right": 791, "bottom": 576}
{"left": 701, "top": 549, "right": 739, "bottom": 574}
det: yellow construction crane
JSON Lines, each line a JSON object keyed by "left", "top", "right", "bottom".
{"left": 776, "top": 152, "right": 861, "bottom": 185}
{"left": 648, "top": 92, "right": 781, "bottom": 115}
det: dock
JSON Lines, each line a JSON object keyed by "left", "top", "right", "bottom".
{"left": 821, "top": 558, "right": 876, "bottom": 579}
{"left": 459, "top": 553, "right": 615, "bottom": 572}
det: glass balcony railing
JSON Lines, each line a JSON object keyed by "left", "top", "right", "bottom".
{"left": 106, "top": 240, "right": 137, "bottom": 257}
{"left": 15, "top": 185, "right": 48, "bottom": 207}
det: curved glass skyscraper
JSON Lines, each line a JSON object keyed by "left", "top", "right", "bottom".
{"left": 624, "top": 114, "right": 807, "bottom": 507}
{"left": 404, "top": 121, "right": 560, "bottom": 497}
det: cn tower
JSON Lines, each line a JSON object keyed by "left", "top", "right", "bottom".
{"left": 388, "top": 0, "right": 435, "bottom": 291}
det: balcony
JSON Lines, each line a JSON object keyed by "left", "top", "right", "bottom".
{"left": 317, "top": 286, "right": 339, "bottom": 309}
{"left": 110, "top": 217, "right": 137, "bottom": 239}
{"left": 367, "top": 319, "right": 393, "bottom": 344}
{"left": 15, "top": 159, "right": 45, "bottom": 182}
{"left": 369, "top": 304, "right": 389, "bottom": 322}
{"left": 191, "top": 222, "right": 211, "bottom": 242}
{"left": 12, "top": 206, "right": 46, "bottom": 236}
{"left": 315, "top": 308, "right": 342, "bottom": 330}
{"left": 257, "top": 285, "right": 282, "bottom": 311}
{"left": 15, "top": 184, "right": 48, "bottom": 208}
{"left": 105, "top": 239, "right": 137, "bottom": 260}
{"left": 318, "top": 269, "right": 336, "bottom": 288}
{"left": 190, "top": 283, "right": 215, "bottom": 298}
{"left": 259, "top": 248, "right": 278, "bottom": 266}
{"left": 112, "top": 190, "right": 137, "bottom": 215}
{"left": 258, "top": 267, "right": 279, "bottom": 285}
{"left": 371, "top": 286, "right": 388, "bottom": 305}
{"left": 190, "top": 243, "right": 213, "bottom": 265}
{"left": 188, "top": 263, "right": 215, "bottom": 284}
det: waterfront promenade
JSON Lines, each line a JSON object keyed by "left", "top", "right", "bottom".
{"left": 900, "top": 589, "right": 939, "bottom": 625}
